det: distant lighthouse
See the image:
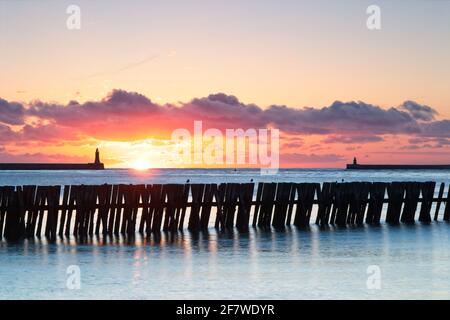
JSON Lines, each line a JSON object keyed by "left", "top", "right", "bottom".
{"left": 0, "top": 147, "right": 105, "bottom": 170}
{"left": 95, "top": 148, "right": 101, "bottom": 164}
{"left": 90, "top": 148, "right": 104, "bottom": 169}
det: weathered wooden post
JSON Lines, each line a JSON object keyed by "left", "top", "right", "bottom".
{"left": 334, "top": 183, "right": 352, "bottom": 226}
{"left": 286, "top": 184, "right": 297, "bottom": 226}
{"left": 272, "top": 183, "right": 292, "bottom": 229}
{"left": 22, "top": 185, "right": 36, "bottom": 238}
{"left": 434, "top": 183, "right": 445, "bottom": 221}
{"left": 175, "top": 184, "right": 189, "bottom": 231}
{"left": 400, "top": 182, "right": 420, "bottom": 223}
{"left": 316, "top": 182, "right": 336, "bottom": 227}
{"left": 419, "top": 181, "right": 435, "bottom": 223}
{"left": 150, "top": 184, "right": 165, "bottom": 233}
{"left": 58, "top": 185, "right": 70, "bottom": 237}
{"left": 107, "top": 184, "right": 119, "bottom": 234}
{"left": 223, "top": 183, "right": 239, "bottom": 230}
{"left": 188, "top": 184, "right": 205, "bottom": 232}
{"left": 98, "top": 184, "right": 113, "bottom": 235}
{"left": 199, "top": 184, "right": 215, "bottom": 230}
{"left": 257, "top": 183, "right": 276, "bottom": 228}
{"left": 235, "top": 183, "right": 254, "bottom": 232}
{"left": 444, "top": 185, "right": 450, "bottom": 221}
{"left": 366, "top": 182, "right": 386, "bottom": 224}
{"left": 214, "top": 183, "right": 227, "bottom": 231}
{"left": 293, "top": 183, "right": 317, "bottom": 228}
{"left": 138, "top": 185, "right": 150, "bottom": 233}
{"left": 386, "top": 182, "right": 405, "bottom": 224}
{"left": 350, "top": 182, "right": 372, "bottom": 225}
{"left": 252, "top": 183, "right": 264, "bottom": 227}
{"left": 44, "top": 186, "right": 60, "bottom": 241}
{"left": 3, "top": 187, "right": 21, "bottom": 241}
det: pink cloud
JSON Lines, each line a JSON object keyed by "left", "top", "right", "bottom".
{"left": 0, "top": 89, "right": 449, "bottom": 166}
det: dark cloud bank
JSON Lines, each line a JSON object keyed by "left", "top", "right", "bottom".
{"left": 0, "top": 90, "right": 449, "bottom": 147}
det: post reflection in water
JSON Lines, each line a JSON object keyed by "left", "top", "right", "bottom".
{"left": 1, "top": 223, "right": 450, "bottom": 299}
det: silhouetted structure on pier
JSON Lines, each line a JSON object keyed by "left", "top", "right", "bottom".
{"left": 0, "top": 149, "right": 104, "bottom": 170}
{"left": 347, "top": 157, "right": 450, "bottom": 170}
{"left": 94, "top": 148, "right": 101, "bottom": 165}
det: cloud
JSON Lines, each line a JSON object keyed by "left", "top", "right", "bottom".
{"left": 263, "top": 101, "right": 421, "bottom": 135}
{"left": 420, "top": 120, "right": 450, "bottom": 138}
{"left": 28, "top": 89, "right": 160, "bottom": 123}
{"left": 26, "top": 90, "right": 166, "bottom": 140}
{"left": 406, "top": 136, "right": 450, "bottom": 149}
{"left": 400, "top": 101, "right": 437, "bottom": 122}
{"left": 283, "top": 153, "right": 345, "bottom": 164}
{"left": 0, "top": 98, "right": 25, "bottom": 125}
{"left": 0, "top": 151, "right": 90, "bottom": 163}
{"left": 28, "top": 91, "right": 426, "bottom": 138}
{"left": 1, "top": 90, "right": 450, "bottom": 166}
{"left": 10, "top": 91, "right": 438, "bottom": 141}
{"left": 322, "top": 135, "right": 384, "bottom": 144}
{"left": 282, "top": 141, "right": 304, "bottom": 149}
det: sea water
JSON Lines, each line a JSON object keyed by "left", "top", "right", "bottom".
{"left": 0, "top": 168, "right": 449, "bottom": 299}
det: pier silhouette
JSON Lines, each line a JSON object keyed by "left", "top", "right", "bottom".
{"left": 0, "top": 149, "right": 104, "bottom": 170}
{"left": 347, "top": 157, "right": 450, "bottom": 170}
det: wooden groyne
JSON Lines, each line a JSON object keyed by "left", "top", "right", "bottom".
{"left": 0, "top": 181, "right": 450, "bottom": 241}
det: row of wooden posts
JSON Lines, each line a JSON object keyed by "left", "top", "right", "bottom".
{"left": 0, "top": 181, "right": 449, "bottom": 241}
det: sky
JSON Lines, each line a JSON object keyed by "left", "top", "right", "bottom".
{"left": 0, "top": 0, "right": 449, "bottom": 168}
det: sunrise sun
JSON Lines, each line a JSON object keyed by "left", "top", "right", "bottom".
{"left": 131, "top": 159, "right": 152, "bottom": 171}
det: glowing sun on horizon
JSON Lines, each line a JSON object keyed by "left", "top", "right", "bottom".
{"left": 131, "top": 159, "right": 152, "bottom": 171}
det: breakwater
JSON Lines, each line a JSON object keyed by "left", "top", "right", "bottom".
{"left": 0, "top": 181, "right": 448, "bottom": 241}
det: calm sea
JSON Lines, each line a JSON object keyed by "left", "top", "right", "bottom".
{"left": 1, "top": 168, "right": 450, "bottom": 299}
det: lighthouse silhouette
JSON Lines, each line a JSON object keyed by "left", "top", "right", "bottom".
{"left": 90, "top": 148, "right": 104, "bottom": 169}
{"left": 95, "top": 148, "right": 101, "bottom": 164}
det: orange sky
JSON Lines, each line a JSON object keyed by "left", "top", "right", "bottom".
{"left": 1, "top": 0, "right": 450, "bottom": 168}
{"left": 0, "top": 90, "right": 450, "bottom": 169}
